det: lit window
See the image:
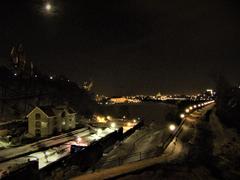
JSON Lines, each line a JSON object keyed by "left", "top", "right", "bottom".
{"left": 41, "top": 122, "right": 48, "bottom": 128}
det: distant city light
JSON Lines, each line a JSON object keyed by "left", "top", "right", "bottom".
{"left": 49, "top": 76, "right": 53, "bottom": 80}
{"left": 189, "top": 106, "right": 193, "bottom": 110}
{"left": 185, "top": 108, "right": 190, "bottom": 113}
{"left": 194, "top": 105, "right": 197, "bottom": 108}
{"left": 14, "top": 73, "right": 17, "bottom": 76}
{"left": 133, "top": 119, "right": 137, "bottom": 123}
{"left": 106, "top": 116, "right": 112, "bottom": 120}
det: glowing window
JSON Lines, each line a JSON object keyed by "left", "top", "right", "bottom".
{"left": 41, "top": 122, "right": 48, "bottom": 128}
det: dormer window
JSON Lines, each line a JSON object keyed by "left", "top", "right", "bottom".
{"left": 35, "top": 113, "right": 41, "bottom": 120}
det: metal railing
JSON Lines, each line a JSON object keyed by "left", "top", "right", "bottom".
{"left": 95, "top": 149, "right": 162, "bottom": 169}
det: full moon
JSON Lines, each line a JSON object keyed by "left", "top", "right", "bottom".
{"left": 45, "top": 3, "right": 52, "bottom": 11}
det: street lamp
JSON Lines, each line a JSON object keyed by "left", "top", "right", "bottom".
{"left": 169, "top": 124, "right": 176, "bottom": 131}
{"left": 180, "top": 114, "right": 185, "bottom": 119}
{"left": 185, "top": 108, "right": 190, "bottom": 113}
{"left": 111, "top": 122, "right": 116, "bottom": 128}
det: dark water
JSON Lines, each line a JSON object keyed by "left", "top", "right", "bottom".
{"left": 104, "top": 102, "right": 177, "bottom": 122}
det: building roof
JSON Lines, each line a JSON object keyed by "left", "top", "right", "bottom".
{"left": 67, "top": 107, "right": 76, "bottom": 114}
{"left": 27, "top": 105, "right": 76, "bottom": 118}
{"left": 55, "top": 105, "right": 76, "bottom": 114}
{"left": 38, "top": 106, "right": 56, "bottom": 117}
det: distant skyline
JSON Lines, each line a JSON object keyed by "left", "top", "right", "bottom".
{"left": 0, "top": 0, "right": 240, "bottom": 96}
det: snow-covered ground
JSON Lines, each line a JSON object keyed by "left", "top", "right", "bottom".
{"left": 0, "top": 127, "right": 90, "bottom": 161}
{"left": 209, "top": 110, "right": 240, "bottom": 178}
{"left": 209, "top": 111, "right": 240, "bottom": 155}
{"left": 0, "top": 126, "right": 119, "bottom": 178}
{"left": 0, "top": 139, "right": 10, "bottom": 149}
{"left": 71, "top": 138, "right": 184, "bottom": 180}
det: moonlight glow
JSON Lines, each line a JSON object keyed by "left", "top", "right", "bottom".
{"left": 45, "top": 3, "right": 52, "bottom": 11}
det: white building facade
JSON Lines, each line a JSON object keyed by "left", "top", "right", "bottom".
{"left": 27, "top": 105, "right": 76, "bottom": 137}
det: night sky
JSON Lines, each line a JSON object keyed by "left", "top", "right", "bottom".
{"left": 0, "top": 0, "right": 240, "bottom": 96}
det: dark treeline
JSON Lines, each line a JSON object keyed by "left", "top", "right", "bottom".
{"left": 0, "top": 65, "right": 97, "bottom": 121}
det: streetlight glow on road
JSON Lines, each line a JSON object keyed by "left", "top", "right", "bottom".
{"left": 127, "top": 122, "right": 132, "bottom": 127}
{"left": 97, "top": 129, "right": 102, "bottom": 135}
{"left": 75, "top": 136, "right": 82, "bottom": 144}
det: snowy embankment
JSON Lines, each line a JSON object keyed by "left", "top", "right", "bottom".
{"left": 93, "top": 103, "right": 177, "bottom": 169}
{"left": 209, "top": 109, "right": 240, "bottom": 178}
{"left": 0, "top": 128, "right": 90, "bottom": 161}
{"left": 72, "top": 105, "right": 214, "bottom": 180}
